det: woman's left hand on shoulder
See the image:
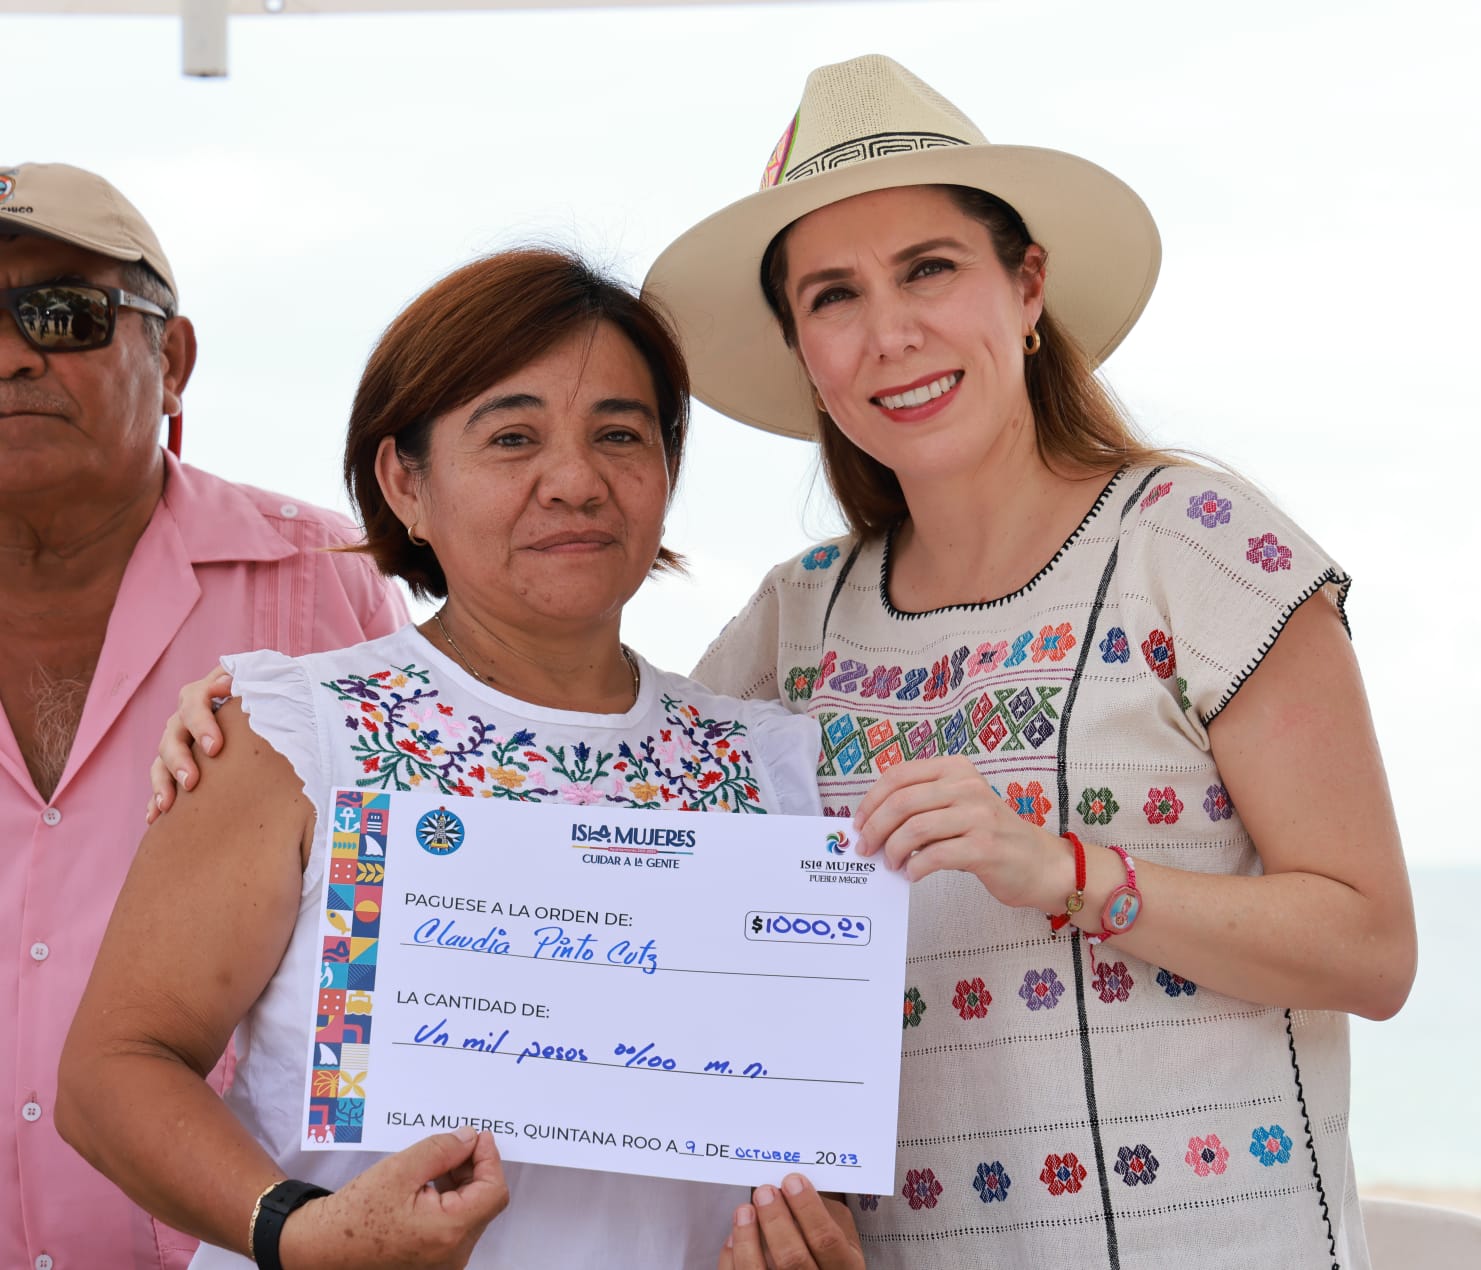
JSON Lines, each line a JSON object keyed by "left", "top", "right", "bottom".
{"left": 852, "top": 755, "right": 1058, "bottom": 909}
{"left": 719, "top": 1175, "right": 864, "bottom": 1270}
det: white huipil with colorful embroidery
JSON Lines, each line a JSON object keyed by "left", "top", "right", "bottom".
{"left": 695, "top": 465, "right": 1369, "bottom": 1270}
{"left": 188, "top": 627, "right": 821, "bottom": 1270}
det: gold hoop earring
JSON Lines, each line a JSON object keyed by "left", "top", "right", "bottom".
{"left": 407, "top": 523, "right": 427, "bottom": 548}
{"left": 1024, "top": 328, "right": 1042, "bottom": 356}
{"left": 811, "top": 388, "right": 828, "bottom": 415}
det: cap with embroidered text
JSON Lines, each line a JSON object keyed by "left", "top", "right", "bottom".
{"left": 0, "top": 162, "right": 176, "bottom": 301}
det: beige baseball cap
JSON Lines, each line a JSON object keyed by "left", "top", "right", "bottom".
{"left": 0, "top": 162, "right": 177, "bottom": 301}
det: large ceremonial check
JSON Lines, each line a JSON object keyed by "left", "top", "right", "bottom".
{"left": 303, "top": 788, "right": 910, "bottom": 1193}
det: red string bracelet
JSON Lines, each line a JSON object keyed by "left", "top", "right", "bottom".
{"left": 1049, "top": 832, "right": 1087, "bottom": 932}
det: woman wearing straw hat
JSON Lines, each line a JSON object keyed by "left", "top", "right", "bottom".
{"left": 647, "top": 54, "right": 1414, "bottom": 1270}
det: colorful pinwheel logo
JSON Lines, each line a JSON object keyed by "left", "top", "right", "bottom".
{"left": 825, "top": 830, "right": 851, "bottom": 855}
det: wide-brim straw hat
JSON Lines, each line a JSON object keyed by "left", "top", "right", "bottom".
{"left": 644, "top": 55, "right": 1160, "bottom": 441}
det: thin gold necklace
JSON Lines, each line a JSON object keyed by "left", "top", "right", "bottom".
{"left": 432, "top": 609, "right": 640, "bottom": 704}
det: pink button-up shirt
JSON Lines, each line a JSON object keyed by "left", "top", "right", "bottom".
{"left": 0, "top": 453, "right": 407, "bottom": 1270}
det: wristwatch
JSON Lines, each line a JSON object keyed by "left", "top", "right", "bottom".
{"left": 249, "top": 1178, "right": 332, "bottom": 1270}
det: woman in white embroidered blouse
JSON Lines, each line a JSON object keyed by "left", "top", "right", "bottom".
{"left": 638, "top": 55, "right": 1415, "bottom": 1270}
{"left": 56, "top": 249, "right": 852, "bottom": 1270}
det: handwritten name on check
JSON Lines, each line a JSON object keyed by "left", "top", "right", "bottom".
{"left": 305, "top": 789, "right": 909, "bottom": 1192}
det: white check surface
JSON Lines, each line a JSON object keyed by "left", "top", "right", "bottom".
{"left": 303, "top": 790, "right": 909, "bottom": 1193}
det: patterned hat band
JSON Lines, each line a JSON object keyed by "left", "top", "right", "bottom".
{"left": 763, "top": 122, "right": 972, "bottom": 190}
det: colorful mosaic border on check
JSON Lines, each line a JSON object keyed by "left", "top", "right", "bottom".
{"left": 307, "top": 789, "right": 390, "bottom": 1143}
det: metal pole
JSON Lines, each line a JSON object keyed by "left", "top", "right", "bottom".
{"left": 180, "top": 0, "right": 229, "bottom": 77}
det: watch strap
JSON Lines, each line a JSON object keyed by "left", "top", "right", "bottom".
{"left": 250, "top": 1178, "right": 332, "bottom": 1270}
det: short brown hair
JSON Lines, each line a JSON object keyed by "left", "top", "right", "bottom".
{"left": 344, "top": 249, "right": 690, "bottom": 598}
{"left": 761, "top": 185, "right": 1172, "bottom": 539}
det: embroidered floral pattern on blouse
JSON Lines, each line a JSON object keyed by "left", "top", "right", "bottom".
{"left": 1019, "top": 969, "right": 1066, "bottom": 1011}
{"left": 953, "top": 977, "right": 991, "bottom": 1020}
{"left": 903, "top": 1168, "right": 943, "bottom": 1210}
{"left": 857, "top": 664, "right": 901, "bottom": 700}
{"left": 1250, "top": 1125, "right": 1294, "bottom": 1166}
{"left": 1092, "top": 960, "right": 1134, "bottom": 1004}
{"left": 1186, "top": 1134, "right": 1230, "bottom": 1177}
{"left": 923, "top": 656, "right": 951, "bottom": 701}
{"left": 787, "top": 650, "right": 1070, "bottom": 786}
{"left": 1204, "top": 783, "right": 1234, "bottom": 821}
{"left": 1142, "top": 629, "right": 1177, "bottom": 679}
{"left": 1004, "top": 631, "right": 1034, "bottom": 667}
{"left": 325, "top": 666, "right": 765, "bottom": 812}
{"left": 972, "top": 1161, "right": 1011, "bottom": 1203}
{"left": 802, "top": 543, "right": 841, "bottom": 571}
{"left": 1078, "top": 787, "right": 1119, "bottom": 825}
{"left": 1099, "top": 626, "right": 1130, "bottom": 664}
{"left": 1246, "top": 532, "right": 1293, "bottom": 573}
{"left": 1187, "top": 490, "right": 1233, "bottom": 528}
{"left": 903, "top": 987, "right": 927, "bottom": 1029}
{"left": 1040, "top": 1153, "right": 1087, "bottom": 1195}
{"left": 1144, "top": 786, "right": 1184, "bottom": 825}
{"left": 1115, "top": 1144, "right": 1159, "bottom": 1186}
{"left": 782, "top": 651, "right": 835, "bottom": 703}
{"left": 1005, "top": 780, "right": 1051, "bottom": 826}
{"left": 1141, "top": 481, "right": 1173, "bottom": 511}
{"left": 784, "top": 667, "right": 815, "bottom": 702}
{"left": 1030, "top": 622, "right": 1077, "bottom": 663}
{"left": 1156, "top": 968, "right": 1198, "bottom": 997}
{"left": 855, "top": 1194, "right": 879, "bottom": 1212}
{"left": 968, "top": 639, "right": 1010, "bottom": 677}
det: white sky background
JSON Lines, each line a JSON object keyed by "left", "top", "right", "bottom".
{"left": 4, "top": 0, "right": 1479, "bottom": 877}
{"left": 5, "top": 0, "right": 1481, "bottom": 1192}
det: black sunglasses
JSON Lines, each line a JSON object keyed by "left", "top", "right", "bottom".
{"left": 0, "top": 281, "right": 170, "bottom": 352}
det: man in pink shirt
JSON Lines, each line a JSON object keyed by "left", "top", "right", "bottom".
{"left": 0, "top": 162, "right": 408, "bottom": 1269}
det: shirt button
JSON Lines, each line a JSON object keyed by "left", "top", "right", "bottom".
{"left": 41, "top": 807, "right": 61, "bottom": 826}
{"left": 30, "top": 942, "right": 49, "bottom": 962}
{"left": 21, "top": 1101, "right": 42, "bottom": 1122}
{"left": 279, "top": 503, "right": 299, "bottom": 518}
{"left": 35, "top": 1256, "right": 53, "bottom": 1270}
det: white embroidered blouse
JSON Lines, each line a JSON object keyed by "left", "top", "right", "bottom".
{"left": 694, "top": 464, "right": 1370, "bottom": 1270}
{"left": 187, "top": 625, "right": 821, "bottom": 1270}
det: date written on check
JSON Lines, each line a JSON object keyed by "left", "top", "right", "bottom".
{"left": 303, "top": 790, "right": 910, "bottom": 1193}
